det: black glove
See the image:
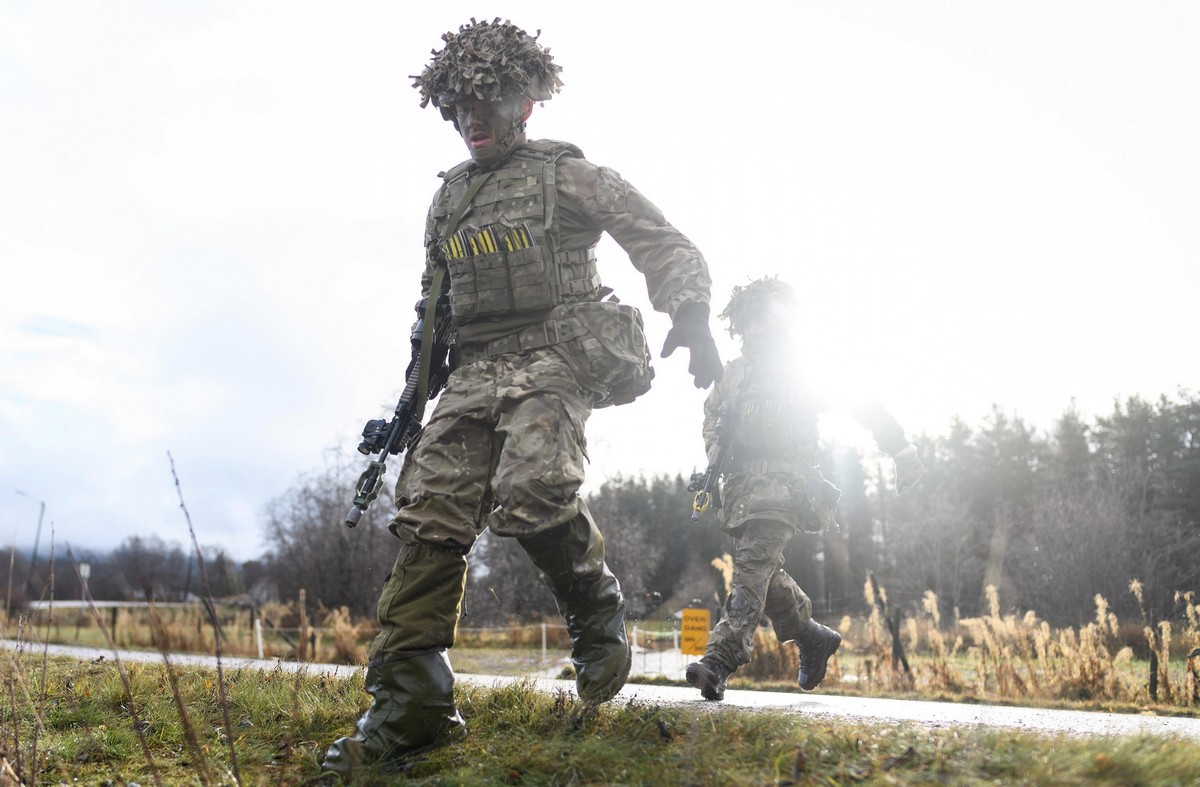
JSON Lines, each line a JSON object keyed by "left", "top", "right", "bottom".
{"left": 661, "top": 301, "right": 724, "bottom": 389}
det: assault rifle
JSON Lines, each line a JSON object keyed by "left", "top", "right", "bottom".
{"left": 344, "top": 284, "right": 455, "bottom": 527}
{"left": 688, "top": 405, "right": 730, "bottom": 522}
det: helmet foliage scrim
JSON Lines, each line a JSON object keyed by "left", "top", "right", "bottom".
{"left": 719, "top": 276, "right": 796, "bottom": 337}
{"left": 412, "top": 18, "right": 564, "bottom": 112}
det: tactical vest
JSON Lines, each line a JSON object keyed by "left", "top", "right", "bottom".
{"left": 434, "top": 140, "right": 603, "bottom": 324}
{"left": 728, "top": 357, "right": 820, "bottom": 465}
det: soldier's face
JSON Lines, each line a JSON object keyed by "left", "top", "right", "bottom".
{"left": 454, "top": 97, "right": 532, "bottom": 164}
{"left": 741, "top": 305, "right": 791, "bottom": 352}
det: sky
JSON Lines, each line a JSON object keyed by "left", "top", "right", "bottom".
{"left": 2, "top": 1, "right": 1197, "bottom": 562}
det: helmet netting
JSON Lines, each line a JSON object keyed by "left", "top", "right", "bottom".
{"left": 412, "top": 18, "right": 564, "bottom": 110}
{"left": 719, "top": 276, "right": 796, "bottom": 337}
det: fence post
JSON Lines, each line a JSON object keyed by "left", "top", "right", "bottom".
{"left": 298, "top": 589, "right": 308, "bottom": 662}
{"left": 541, "top": 622, "right": 547, "bottom": 663}
{"left": 255, "top": 615, "right": 264, "bottom": 659}
{"left": 1188, "top": 647, "right": 1200, "bottom": 705}
{"left": 1149, "top": 648, "right": 1159, "bottom": 702}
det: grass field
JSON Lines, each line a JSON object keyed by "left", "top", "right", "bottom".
{"left": 4, "top": 653, "right": 1200, "bottom": 785}
{"left": 4, "top": 583, "right": 1198, "bottom": 783}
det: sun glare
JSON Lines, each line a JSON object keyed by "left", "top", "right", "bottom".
{"left": 782, "top": 333, "right": 891, "bottom": 453}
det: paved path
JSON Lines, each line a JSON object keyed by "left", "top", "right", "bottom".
{"left": 6, "top": 640, "right": 1200, "bottom": 741}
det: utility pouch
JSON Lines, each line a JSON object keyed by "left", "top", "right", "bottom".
{"left": 792, "top": 466, "right": 841, "bottom": 534}
{"left": 555, "top": 300, "right": 654, "bottom": 408}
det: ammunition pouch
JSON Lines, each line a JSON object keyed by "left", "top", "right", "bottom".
{"left": 446, "top": 245, "right": 601, "bottom": 322}
{"left": 733, "top": 403, "right": 814, "bottom": 457}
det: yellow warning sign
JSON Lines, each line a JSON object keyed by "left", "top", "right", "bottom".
{"left": 680, "top": 608, "right": 711, "bottom": 656}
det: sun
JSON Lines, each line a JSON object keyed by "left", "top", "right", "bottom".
{"left": 780, "top": 331, "right": 892, "bottom": 453}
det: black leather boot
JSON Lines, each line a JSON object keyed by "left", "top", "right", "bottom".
{"left": 519, "top": 513, "right": 631, "bottom": 703}
{"left": 795, "top": 620, "right": 841, "bottom": 691}
{"left": 321, "top": 650, "right": 465, "bottom": 777}
{"left": 685, "top": 656, "right": 733, "bottom": 701}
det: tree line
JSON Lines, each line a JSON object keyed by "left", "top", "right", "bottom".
{"left": 2, "top": 534, "right": 249, "bottom": 610}
{"left": 248, "top": 387, "right": 1200, "bottom": 631}
{"left": 10, "top": 391, "right": 1195, "bottom": 633}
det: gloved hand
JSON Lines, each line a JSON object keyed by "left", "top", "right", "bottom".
{"left": 661, "top": 301, "right": 724, "bottom": 388}
{"left": 893, "top": 444, "right": 925, "bottom": 492}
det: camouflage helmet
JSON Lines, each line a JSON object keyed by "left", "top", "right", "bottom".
{"left": 411, "top": 18, "right": 564, "bottom": 122}
{"left": 718, "top": 276, "right": 796, "bottom": 337}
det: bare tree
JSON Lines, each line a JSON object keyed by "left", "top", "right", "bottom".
{"left": 261, "top": 455, "right": 398, "bottom": 617}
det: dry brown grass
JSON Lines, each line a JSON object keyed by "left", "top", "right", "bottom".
{"left": 742, "top": 627, "right": 799, "bottom": 681}
{"left": 13, "top": 576, "right": 1200, "bottom": 715}
{"left": 322, "top": 605, "right": 367, "bottom": 664}
{"left": 737, "top": 579, "right": 1200, "bottom": 711}
{"left": 458, "top": 619, "right": 574, "bottom": 649}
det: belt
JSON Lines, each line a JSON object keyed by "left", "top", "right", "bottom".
{"left": 728, "top": 457, "right": 806, "bottom": 475}
{"left": 456, "top": 319, "right": 589, "bottom": 365}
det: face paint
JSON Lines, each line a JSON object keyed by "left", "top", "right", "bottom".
{"left": 454, "top": 97, "right": 526, "bottom": 166}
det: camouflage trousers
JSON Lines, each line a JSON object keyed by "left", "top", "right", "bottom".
{"left": 704, "top": 518, "right": 813, "bottom": 670}
{"left": 370, "top": 347, "right": 594, "bottom": 663}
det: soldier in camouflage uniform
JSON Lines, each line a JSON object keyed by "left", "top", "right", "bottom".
{"left": 685, "top": 277, "right": 924, "bottom": 701}
{"left": 323, "top": 19, "right": 723, "bottom": 775}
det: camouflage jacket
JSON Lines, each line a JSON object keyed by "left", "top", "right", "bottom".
{"left": 702, "top": 351, "right": 908, "bottom": 532}
{"left": 419, "top": 139, "right": 712, "bottom": 347}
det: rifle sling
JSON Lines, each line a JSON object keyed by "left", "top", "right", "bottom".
{"left": 412, "top": 262, "right": 446, "bottom": 423}
{"left": 411, "top": 169, "right": 494, "bottom": 422}
{"left": 445, "top": 169, "right": 494, "bottom": 237}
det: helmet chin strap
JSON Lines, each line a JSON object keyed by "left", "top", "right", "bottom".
{"left": 494, "top": 119, "right": 525, "bottom": 157}
{"left": 472, "top": 118, "right": 525, "bottom": 167}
